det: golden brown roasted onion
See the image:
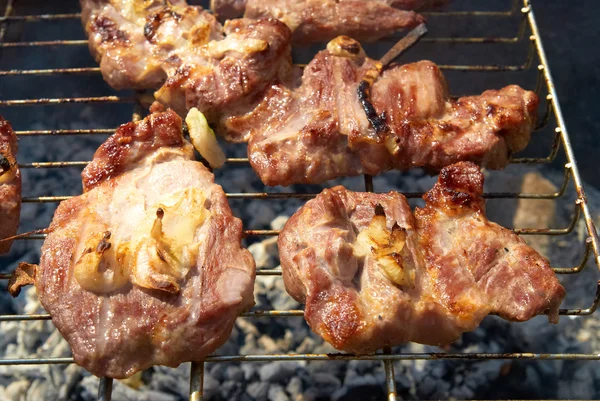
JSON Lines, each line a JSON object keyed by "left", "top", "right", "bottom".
{"left": 354, "top": 205, "right": 412, "bottom": 286}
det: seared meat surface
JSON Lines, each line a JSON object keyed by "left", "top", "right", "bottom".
{"left": 0, "top": 116, "right": 21, "bottom": 254}
{"left": 278, "top": 162, "right": 565, "bottom": 353}
{"left": 243, "top": 0, "right": 423, "bottom": 44}
{"left": 19, "top": 107, "right": 255, "bottom": 378}
{"left": 212, "top": 0, "right": 432, "bottom": 44}
{"left": 246, "top": 37, "right": 538, "bottom": 186}
{"left": 81, "top": 0, "right": 222, "bottom": 89}
{"left": 81, "top": 0, "right": 293, "bottom": 132}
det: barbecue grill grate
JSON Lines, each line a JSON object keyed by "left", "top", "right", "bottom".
{"left": 1, "top": 0, "right": 599, "bottom": 400}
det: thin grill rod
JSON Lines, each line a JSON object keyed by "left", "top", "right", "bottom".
{"left": 552, "top": 240, "right": 593, "bottom": 274}
{"left": 514, "top": 202, "right": 580, "bottom": 235}
{"left": 98, "top": 377, "right": 112, "bottom": 401}
{"left": 206, "top": 351, "right": 600, "bottom": 362}
{"left": 0, "top": 96, "right": 132, "bottom": 106}
{"left": 2, "top": 282, "right": 598, "bottom": 321}
{"left": 0, "top": 39, "right": 87, "bottom": 47}
{"left": 16, "top": 128, "right": 114, "bottom": 136}
{"left": 0, "top": 0, "right": 14, "bottom": 43}
{"left": 0, "top": 310, "right": 304, "bottom": 322}
{"left": 0, "top": 268, "right": 282, "bottom": 281}
{"left": 0, "top": 67, "right": 101, "bottom": 76}
{"left": 524, "top": 0, "right": 600, "bottom": 269}
{"left": 383, "top": 347, "right": 397, "bottom": 401}
{"left": 511, "top": 127, "right": 562, "bottom": 164}
{"left": 535, "top": 95, "right": 554, "bottom": 131}
{"left": 0, "top": 13, "right": 80, "bottom": 21}
{"left": 190, "top": 362, "right": 204, "bottom": 401}
{"left": 8, "top": 352, "right": 600, "bottom": 366}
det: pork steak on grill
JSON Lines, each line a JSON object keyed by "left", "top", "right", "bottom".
{"left": 211, "top": 0, "right": 445, "bottom": 44}
{"left": 212, "top": 0, "right": 424, "bottom": 44}
{"left": 245, "top": 36, "right": 538, "bottom": 186}
{"left": 81, "top": 0, "right": 293, "bottom": 135}
{"left": 10, "top": 106, "right": 255, "bottom": 378}
{"left": 0, "top": 116, "right": 21, "bottom": 254}
{"left": 212, "top": 0, "right": 445, "bottom": 20}
{"left": 278, "top": 162, "right": 565, "bottom": 353}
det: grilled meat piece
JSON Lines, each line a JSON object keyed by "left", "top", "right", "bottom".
{"left": 212, "top": 0, "right": 434, "bottom": 44}
{"left": 81, "top": 0, "right": 293, "bottom": 131}
{"left": 0, "top": 116, "right": 21, "bottom": 255}
{"left": 81, "top": 0, "right": 223, "bottom": 89}
{"left": 278, "top": 162, "right": 565, "bottom": 352}
{"left": 21, "top": 107, "right": 255, "bottom": 378}
{"left": 246, "top": 37, "right": 538, "bottom": 186}
{"left": 211, "top": 0, "right": 247, "bottom": 20}
{"left": 243, "top": 0, "right": 424, "bottom": 44}
{"left": 155, "top": 17, "right": 293, "bottom": 127}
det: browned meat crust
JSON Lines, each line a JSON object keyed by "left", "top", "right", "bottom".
{"left": 155, "top": 18, "right": 293, "bottom": 126}
{"left": 212, "top": 0, "right": 439, "bottom": 44}
{"left": 31, "top": 108, "right": 255, "bottom": 378}
{"left": 278, "top": 162, "right": 565, "bottom": 353}
{"left": 81, "top": 108, "right": 190, "bottom": 192}
{"left": 244, "top": 0, "right": 424, "bottom": 44}
{"left": 81, "top": 0, "right": 293, "bottom": 131}
{"left": 211, "top": 0, "right": 247, "bottom": 20}
{"left": 246, "top": 37, "right": 538, "bottom": 186}
{"left": 0, "top": 116, "right": 21, "bottom": 254}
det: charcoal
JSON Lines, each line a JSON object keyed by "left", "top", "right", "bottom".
{"left": 246, "top": 382, "right": 270, "bottom": 401}
{"left": 259, "top": 362, "right": 299, "bottom": 383}
{"left": 267, "top": 384, "right": 290, "bottom": 401}
{"left": 225, "top": 365, "right": 245, "bottom": 382}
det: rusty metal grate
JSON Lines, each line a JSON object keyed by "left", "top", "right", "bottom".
{"left": 1, "top": 0, "right": 599, "bottom": 400}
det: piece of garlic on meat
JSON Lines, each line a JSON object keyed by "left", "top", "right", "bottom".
{"left": 327, "top": 36, "right": 366, "bottom": 60}
{"left": 130, "top": 188, "right": 208, "bottom": 294}
{"left": 73, "top": 231, "right": 130, "bottom": 294}
{"left": 206, "top": 37, "right": 268, "bottom": 59}
{"left": 186, "top": 108, "right": 226, "bottom": 169}
{"left": 354, "top": 206, "right": 410, "bottom": 286}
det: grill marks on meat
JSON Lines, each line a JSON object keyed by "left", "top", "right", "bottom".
{"left": 81, "top": 0, "right": 217, "bottom": 89}
{"left": 416, "top": 163, "right": 564, "bottom": 323}
{"left": 278, "top": 162, "right": 565, "bottom": 353}
{"left": 0, "top": 116, "right": 21, "bottom": 254}
{"left": 28, "top": 108, "right": 255, "bottom": 378}
{"left": 243, "top": 0, "right": 424, "bottom": 44}
{"left": 211, "top": 0, "right": 426, "bottom": 44}
{"left": 155, "top": 18, "right": 293, "bottom": 132}
{"left": 81, "top": 0, "right": 292, "bottom": 132}
{"left": 247, "top": 37, "right": 538, "bottom": 186}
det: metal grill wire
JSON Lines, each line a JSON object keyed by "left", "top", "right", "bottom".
{"left": 0, "top": 0, "right": 599, "bottom": 400}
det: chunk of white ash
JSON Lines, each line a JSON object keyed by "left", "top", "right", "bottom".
{"left": 270, "top": 215, "right": 290, "bottom": 230}
{"left": 248, "top": 237, "right": 278, "bottom": 269}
